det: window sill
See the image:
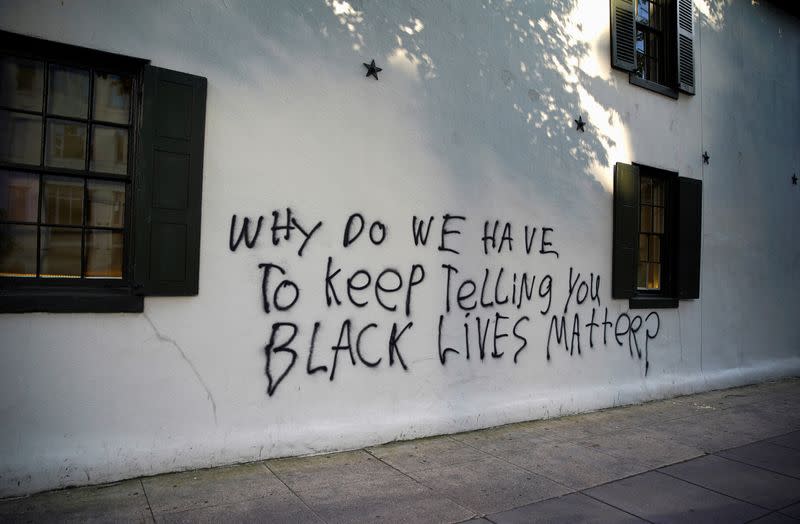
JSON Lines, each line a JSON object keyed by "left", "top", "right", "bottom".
{"left": 628, "top": 74, "right": 679, "bottom": 100}
{"left": 629, "top": 296, "right": 679, "bottom": 309}
{"left": 0, "top": 287, "right": 143, "bottom": 313}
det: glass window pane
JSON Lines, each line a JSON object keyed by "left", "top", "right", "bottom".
{"left": 0, "top": 223, "right": 37, "bottom": 277}
{"left": 0, "top": 110, "right": 42, "bottom": 165}
{"left": 41, "top": 176, "right": 83, "bottom": 226}
{"left": 46, "top": 119, "right": 87, "bottom": 169}
{"left": 87, "top": 180, "right": 125, "bottom": 228}
{"left": 640, "top": 205, "right": 652, "bottom": 233}
{"left": 39, "top": 226, "right": 81, "bottom": 278}
{"left": 48, "top": 65, "right": 90, "bottom": 118}
{"left": 85, "top": 229, "right": 122, "bottom": 278}
{"left": 648, "top": 262, "right": 660, "bottom": 290}
{"left": 653, "top": 179, "right": 665, "bottom": 205}
{"left": 0, "top": 57, "right": 44, "bottom": 112}
{"left": 640, "top": 177, "right": 652, "bottom": 204}
{"left": 639, "top": 234, "right": 648, "bottom": 262}
{"left": 653, "top": 206, "right": 664, "bottom": 233}
{"left": 650, "top": 235, "right": 660, "bottom": 262}
{"left": 93, "top": 73, "right": 131, "bottom": 124}
{"left": 637, "top": 0, "right": 649, "bottom": 23}
{"left": 0, "top": 171, "right": 39, "bottom": 222}
{"left": 90, "top": 125, "right": 128, "bottom": 175}
{"left": 637, "top": 262, "right": 648, "bottom": 289}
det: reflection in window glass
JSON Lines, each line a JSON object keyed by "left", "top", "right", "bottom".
{"left": 87, "top": 180, "right": 125, "bottom": 228}
{"left": 0, "top": 171, "right": 39, "bottom": 222}
{"left": 41, "top": 176, "right": 84, "bottom": 226}
{"left": 85, "top": 229, "right": 122, "bottom": 278}
{"left": 48, "top": 65, "right": 90, "bottom": 118}
{"left": 46, "top": 119, "right": 87, "bottom": 170}
{"left": 0, "top": 110, "right": 42, "bottom": 165}
{"left": 0, "top": 56, "right": 44, "bottom": 112}
{"left": 93, "top": 73, "right": 131, "bottom": 124}
{"left": 0, "top": 223, "right": 37, "bottom": 277}
{"left": 91, "top": 126, "right": 128, "bottom": 174}
{"left": 39, "top": 226, "right": 81, "bottom": 278}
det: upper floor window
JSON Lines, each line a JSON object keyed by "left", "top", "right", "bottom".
{"left": 610, "top": 0, "right": 696, "bottom": 98}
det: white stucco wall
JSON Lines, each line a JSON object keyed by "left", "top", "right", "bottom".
{"left": 1, "top": 0, "right": 798, "bottom": 497}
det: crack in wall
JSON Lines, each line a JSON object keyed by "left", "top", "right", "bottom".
{"left": 142, "top": 312, "right": 218, "bottom": 425}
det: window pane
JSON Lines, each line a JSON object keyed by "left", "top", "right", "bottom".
{"left": 0, "top": 223, "right": 37, "bottom": 277}
{"left": 48, "top": 65, "right": 89, "bottom": 119}
{"left": 0, "top": 57, "right": 44, "bottom": 112}
{"left": 640, "top": 177, "right": 652, "bottom": 204}
{"left": 45, "top": 119, "right": 87, "bottom": 170}
{"left": 639, "top": 233, "right": 648, "bottom": 262}
{"left": 649, "top": 235, "right": 660, "bottom": 262}
{"left": 0, "top": 110, "right": 42, "bottom": 165}
{"left": 648, "top": 262, "right": 660, "bottom": 290}
{"left": 87, "top": 179, "right": 125, "bottom": 228}
{"left": 85, "top": 229, "right": 122, "bottom": 278}
{"left": 41, "top": 176, "right": 83, "bottom": 226}
{"left": 637, "top": 261, "right": 648, "bottom": 289}
{"left": 90, "top": 125, "right": 128, "bottom": 175}
{"left": 0, "top": 171, "right": 39, "bottom": 222}
{"left": 637, "top": 0, "right": 649, "bottom": 23}
{"left": 39, "top": 226, "right": 81, "bottom": 278}
{"left": 652, "top": 179, "right": 665, "bottom": 205}
{"left": 640, "top": 205, "right": 652, "bottom": 233}
{"left": 653, "top": 206, "right": 664, "bottom": 233}
{"left": 93, "top": 73, "right": 131, "bottom": 124}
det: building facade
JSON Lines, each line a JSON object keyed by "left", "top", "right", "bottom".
{"left": 1, "top": 0, "right": 798, "bottom": 497}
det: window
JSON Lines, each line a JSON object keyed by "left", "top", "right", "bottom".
{"left": 612, "top": 162, "right": 701, "bottom": 308}
{"left": 0, "top": 31, "right": 207, "bottom": 312}
{"left": 610, "top": 0, "right": 695, "bottom": 98}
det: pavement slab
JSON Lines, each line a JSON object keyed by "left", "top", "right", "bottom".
{"left": 577, "top": 428, "right": 705, "bottom": 469}
{"left": 718, "top": 441, "right": 800, "bottom": 479}
{"left": 280, "top": 471, "right": 474, "bottom": 524}
{"left": 498, "top": 440, "right": 650, "bottom": 490}
{"left": 0, "top": 479, "right": 152, "bottom": 523}
{"left": 406, "top": 456, "right": 572, "bottom": 515}
{"left": 366, "top": 435, "right": 486, "bottom": 473}
{"left": 487, "top": 492, "right": 646, "bottom": 523}
{"left": 659, "top": 454, "right": 800, "bottom": 510}
{"left": 141, "top": 462, "right": 285, "bottom": 515}
{"left": 583, "top": 471, "right": 768, "bottom": 523}
{"left": 768, "top": 430, "right": 800, "bottom": 451}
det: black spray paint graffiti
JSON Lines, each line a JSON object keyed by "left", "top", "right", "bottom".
{"left": 229, "top": 212, "right": 661, "bottom": 396}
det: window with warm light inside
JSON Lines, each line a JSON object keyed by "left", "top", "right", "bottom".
{"left": 0, "top": 31, "right": 207, "bottom": 313}
{"left": 0, "top": 57, "right": 134, "bottom": 281}
{"left": 612, "top": 162, "right": 701, "bottom": 308}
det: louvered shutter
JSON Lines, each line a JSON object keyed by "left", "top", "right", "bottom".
{"left": 676, "top": 0, "right": 696, "bottom": 94}
{"left": 610, "top": 0, "right": 637, "bottom": 72}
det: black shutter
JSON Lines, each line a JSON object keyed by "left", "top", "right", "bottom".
{"left": 612, "top": 162, "right": 639, "bottom": 298}
{"left": 133, "top": 65, "right": 207, "bottom": 296}
{"left": 677, "top": 177, "right": 701, "bottom": 298}
{"left": 676, "top": 0, "right": 696, "bottom": 94}
{"left": 610, "top": 0, "right": 636, "bottom": 71}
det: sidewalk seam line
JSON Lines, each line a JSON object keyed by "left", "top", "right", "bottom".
{"left": 140, "top": 478, "right": 157, "bottom": 523}
{"left": 261, "top": 461, "right": 329, "bottom": 524}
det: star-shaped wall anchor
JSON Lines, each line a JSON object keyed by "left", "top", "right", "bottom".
{"left": 574, "top": 115, "right": 586, "bottom": 132}
{"left": 793, "top": 173, "right": 798, "bottom": 185}
{"left": 702, "top": 151, "right": 710, "bottom": 164}
{"left": 363, "top": 59, "right": 382, "bottom": 80}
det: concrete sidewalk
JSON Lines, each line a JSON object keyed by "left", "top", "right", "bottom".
{"left": 2, "top": 379, "right": 799, "bottom": 523}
